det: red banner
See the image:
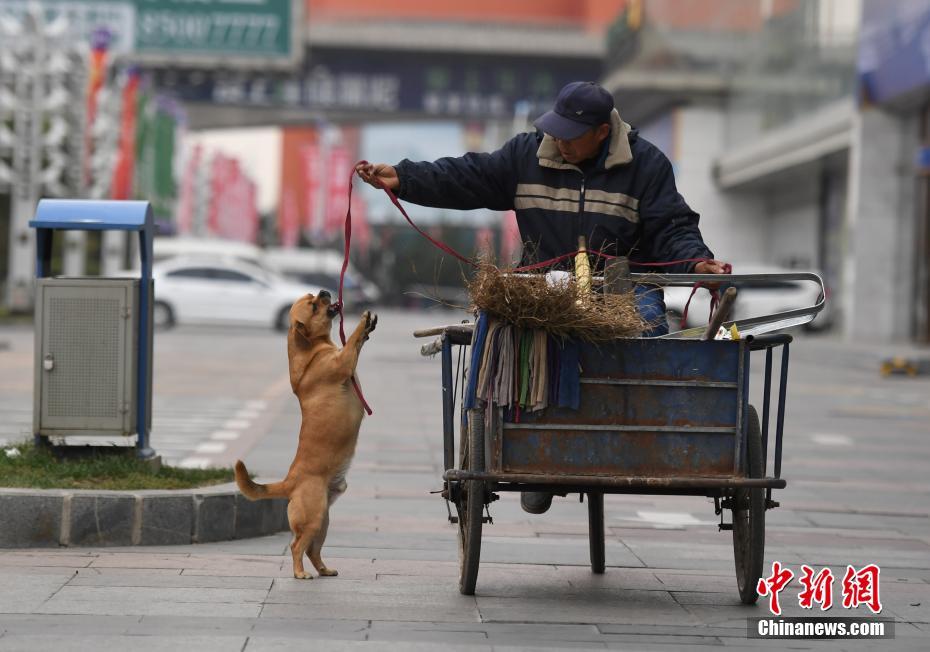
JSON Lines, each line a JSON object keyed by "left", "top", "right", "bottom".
{"left": 110, "top": 71, "right": 140, "bottom": 200}
{"left": 175, "top": 144, "right": 201, "bottom": 234}
{"left": 350, "top": 192, "right": 371, "bottom": 261}
{"left": 300, "top": 142, "right": 322, "bottom": 235}
{"left": 280, "top": 127, "right": 318, "bottom": 246}
{"left": 476, "top": 226, "right": 494, "bottom": 256}
{"left": 83, "top": 37, "right": 108, "bottom": 189}
{"left": 280, "top": 188, "right": 300, "bottom": 248}
{"left": 207, "top": 154, "right": 259, "bottom": 243}
{"left": 500, "top": 210, "right": 521, "bottom": 264}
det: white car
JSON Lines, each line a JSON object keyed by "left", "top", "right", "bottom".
{"left": 262, "top": 247, "right": 382, "bottom": 309}
{"left": 151, "top": 257, "right": 334, "bottom": 331}
{"left": 662, "top": 266, "right": 828, "bottom": 333}
{"left": 153, "top": 236, "right": 264, "bottom": 266}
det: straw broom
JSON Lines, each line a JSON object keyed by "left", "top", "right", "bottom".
{"left": 466, "top": 246, "right": 647, "bottom": 342}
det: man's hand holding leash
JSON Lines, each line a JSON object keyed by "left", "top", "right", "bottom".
{"left": 356, "top": 163, "right": 399, "bottom": 191}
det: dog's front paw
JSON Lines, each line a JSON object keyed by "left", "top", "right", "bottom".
{"left": 294, "top": 571, "right": 313, "bottom": 580}
{"left": 362, "top": 311, "right": 378, "bottom": 338}
{"left": 318, "top": 567, "right": 338, "bottom": 577}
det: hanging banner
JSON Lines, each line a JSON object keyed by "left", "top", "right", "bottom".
{"left": 300, "top": 141, "right": 322, "bottom": 236}
{"left": 280, "top": 188, "right": 300, "bottom": 248}
{"left": 175, "top": 143, "right": 201, "bottom": 234}
{"left": 111, "top": 70, "right": 140, "bottom": 200}
{"left": 83, "top": 28, "right": 110, "bottom": 189}
{"left": 350, "top": 192, "right": 371, "bottom": 262}
{"left": 206, "top": 154, "right": 231, "bottom": 235}
{"left": 280, "top": 127, "right": 317, "bottom": 244}
{"left": 475, "top": 226, "right": 494, "bottom": 256}
{"left": 207, "top": 154, "right": 258, "bottom": 242}
{"left": 500, "top": 210, "right": 521, "bottom": 265}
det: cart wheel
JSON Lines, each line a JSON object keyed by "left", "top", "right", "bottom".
{"left": 732, "top": 404, "right": 765, "bottom": 605}
{"left": 587, "top": 492, "right": 605, "bottom": 574}
{"left": 457, "top": 408, "right": 485, "bottom": 595}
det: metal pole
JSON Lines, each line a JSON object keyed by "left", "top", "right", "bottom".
{"left": 773, "top": 344, "right": 790, "bottom": 480}
{"left": 763, "top": 346, "right": 773, "bottom": 503}
{"left": 441, "top": 334, "right": 455, "bottom": 472}
{"left": 136, "top": 228, "right": 154, "bottom": 459}
{"left": 762, "top": 347, "right": 772, "bottom": 462}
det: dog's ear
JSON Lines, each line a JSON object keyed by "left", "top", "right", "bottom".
{"left": 293, "top": 318, "right": 309, "bottom": 340}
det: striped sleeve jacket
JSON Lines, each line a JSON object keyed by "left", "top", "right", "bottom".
{"left": 394, "top": 109, "right": 714, "bottom": 273}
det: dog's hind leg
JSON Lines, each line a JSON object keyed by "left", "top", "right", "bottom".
{"left": 308, "top": 475, "right": 346, "bottom": 577}
{"left": 308, "top": 509, "right": 337, "bottom": 577}
{"left": 287, "top": 483, "right": 327, "bottom": 579}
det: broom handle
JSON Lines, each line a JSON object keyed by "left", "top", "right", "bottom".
{"left": 701, "top": 286, "right": 738, "bottom": 341}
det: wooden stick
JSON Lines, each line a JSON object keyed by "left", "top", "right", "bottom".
{"left": 413, "top": 324, "right": 474, "bottom": 338}
{"left": 701, "top": 286, "right": 738, "bottom": 341}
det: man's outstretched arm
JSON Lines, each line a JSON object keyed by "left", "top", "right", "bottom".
{"left": 355, "top": 136, "right": 523, "bottom": 212}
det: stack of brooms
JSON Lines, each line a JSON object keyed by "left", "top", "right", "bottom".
{"left": 466, "top": 237, "right": 649, "bottom": 342}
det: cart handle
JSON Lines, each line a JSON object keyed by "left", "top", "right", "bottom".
{"left": 639, "top": 272, "right": 826, "bottom": 338}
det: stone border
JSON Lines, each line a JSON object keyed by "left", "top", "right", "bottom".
{"left": 0, "top": 481, "right": 288, "bottom": 547}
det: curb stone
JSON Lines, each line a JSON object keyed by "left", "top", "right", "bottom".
{"left": 0, "top": 481, "right": 288, "bottom": 547}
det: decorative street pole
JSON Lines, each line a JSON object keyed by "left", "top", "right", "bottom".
{"left": 0, "top": 6, "right": 85, "bottom": 311}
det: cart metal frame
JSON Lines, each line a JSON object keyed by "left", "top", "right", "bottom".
{"left": 419, "top": 273, "right": 823, "bottom": 600}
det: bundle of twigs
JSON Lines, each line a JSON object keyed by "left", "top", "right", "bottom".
{"left": 466, "top": 261, "right": 648, "bottom": 342}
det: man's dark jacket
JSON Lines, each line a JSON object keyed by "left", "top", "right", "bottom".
{"left": 394, "top": 109, "right": 713, "bottom": 273}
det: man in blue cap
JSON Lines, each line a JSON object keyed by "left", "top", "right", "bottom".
{"left": 357, "top": 81, "right": 729, "bottom": 513}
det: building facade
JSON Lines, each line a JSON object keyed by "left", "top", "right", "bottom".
{"left": 604, "top": 0, "right": 930, "bottom": 343}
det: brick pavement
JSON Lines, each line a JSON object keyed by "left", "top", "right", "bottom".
{"left": 1, "top": 312, "right": 929, "bottom": 650}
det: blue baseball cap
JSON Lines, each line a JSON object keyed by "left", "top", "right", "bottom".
{"left": 534, "top": 81, "right": 615, "bottom": 140}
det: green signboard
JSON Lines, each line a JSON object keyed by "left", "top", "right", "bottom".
{"left": 134, "top": 0, "right": 295, "bottom": 61}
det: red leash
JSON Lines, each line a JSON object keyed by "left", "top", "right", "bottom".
{"left": 335, "top": 173, "right": 373, "bottom": 415}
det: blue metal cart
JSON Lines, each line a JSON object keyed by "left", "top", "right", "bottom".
{"left": 415, "top": 272, "right": 825, "bottom": 601}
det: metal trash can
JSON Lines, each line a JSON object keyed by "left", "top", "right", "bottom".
{"left": 29, "top": 200, "right": 156, "bottom": 458}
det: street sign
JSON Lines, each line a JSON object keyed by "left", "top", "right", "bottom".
{"left": 0, "top": 1, "right": 303, "bottom": 68}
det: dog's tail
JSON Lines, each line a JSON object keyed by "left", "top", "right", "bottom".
{"left": 235, "top": 460, "right": 291, "bottom": 500}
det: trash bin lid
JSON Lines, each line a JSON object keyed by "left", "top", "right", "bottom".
{"left": 30, "top": 199, "right": 153, "bottom": 232}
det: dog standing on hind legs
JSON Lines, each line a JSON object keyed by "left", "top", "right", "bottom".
{"left": 235, "top": 290, "right": 376, "bottom": 579}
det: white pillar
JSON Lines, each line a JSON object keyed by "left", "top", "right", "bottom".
{"left": 843, "top": 107, "right": 916, "bottom": 341}
{"left": 62, "top": 231, "right": 86, "bottom": 276}
{"left": 5, "top": 192, "right": 37, "bottom": 311}
{"left": 101, "top": 230, "right": 127, "bottom": 276}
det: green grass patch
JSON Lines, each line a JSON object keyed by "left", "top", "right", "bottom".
{"left": 0, "top": 442, "right": 234, "bottom": 490}
{"left": 0, "top": 306, "right": 32, "bottom": 325}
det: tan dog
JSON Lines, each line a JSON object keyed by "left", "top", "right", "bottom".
{"left": 235, "top": 290, "right": 376, "bottom": 579}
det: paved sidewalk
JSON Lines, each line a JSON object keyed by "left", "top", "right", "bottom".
{"left": 1, "top": 311, "right": 929, "bottom": 650}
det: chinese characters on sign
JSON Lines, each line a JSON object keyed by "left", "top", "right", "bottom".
{"left": 153, "top": 50, "right": 601, "bottom": 120}
{"left": 757, "top": 562, "right": 882, "bottom": 616}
